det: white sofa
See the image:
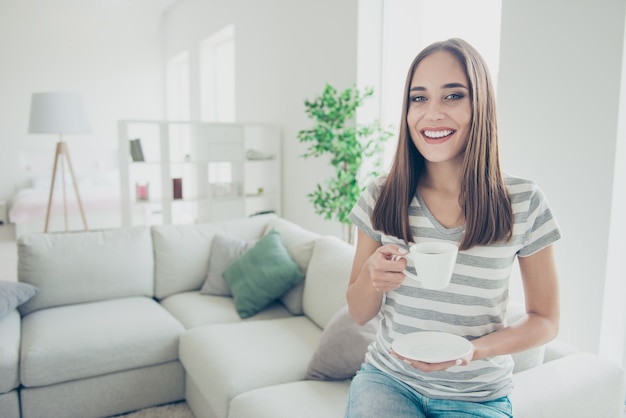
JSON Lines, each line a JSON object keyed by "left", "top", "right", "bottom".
{"left": 1, "top": 213, "right": 624, "bottom": 418}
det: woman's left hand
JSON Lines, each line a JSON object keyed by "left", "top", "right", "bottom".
{"left": 390, "top": 346, "right": 474, "bottom": 373}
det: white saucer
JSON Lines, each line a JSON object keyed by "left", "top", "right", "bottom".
{"left": 391, "top": 331, "right": 473, "bottom": 363}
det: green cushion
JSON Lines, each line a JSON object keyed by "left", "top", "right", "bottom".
{"left": 223, "top": 229, "right": 305, "bottom": 318}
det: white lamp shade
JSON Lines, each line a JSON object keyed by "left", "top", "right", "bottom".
{"left": 28, "top": 92, "right": 90, "bottom": 134}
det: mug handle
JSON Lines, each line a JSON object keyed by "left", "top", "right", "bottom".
{"left": 391, "top": 254, "right": 419, "bottom": 281}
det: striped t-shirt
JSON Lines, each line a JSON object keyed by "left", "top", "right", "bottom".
{"left": 348, "top": 174, "right": 561, "bottom": 402}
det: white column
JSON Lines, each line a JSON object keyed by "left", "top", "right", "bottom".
{"left": 498, "top": 0, "right": 626, "bottom": 357}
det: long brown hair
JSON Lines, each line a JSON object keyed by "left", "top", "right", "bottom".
{"left": 372, "top": 38, "right": 512, "bottom": 250}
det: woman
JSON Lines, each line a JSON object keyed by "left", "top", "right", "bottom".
{"left": 345, "top": 38, "right": 561, "bottom": 418}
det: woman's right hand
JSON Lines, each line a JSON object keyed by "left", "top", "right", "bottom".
{"left": 366, "top": 245, "right": 410, "bottom": 292}
{"left": 347, "top": 229, "right": 410, "bottom": 325}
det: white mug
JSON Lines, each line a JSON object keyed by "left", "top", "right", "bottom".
{"left": 394, "top": 242, "right": 458, "bottom": 290}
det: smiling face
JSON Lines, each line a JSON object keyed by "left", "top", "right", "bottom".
{"left": 407, "top": 50, "right": 471, "bottom": 166}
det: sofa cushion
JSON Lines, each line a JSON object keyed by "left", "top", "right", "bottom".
{"left": 509, "top": 353, "right": 626, "bottom": 418}
{"left": 263, "top": 218, "right": 319, "bottom": 315}
{"left": 20, "top": 297, "right": 184, "bottom": 387}
{"left": 512, "top": 345, "right": 546, "bottom": 374}
{"left": 305, "top": 305, "right": 379, "bottom": 381}
{"left": 180, "top": 316, "right": 322, "bottom": 418}
{"left": 20, "top": 361, "right": 185, "bottom": 418}
{"left": 0, "top": 280, "right": 37, "bottom": 319}
{"left": 303, "top": 236, "right": 355, "bottom": 329}
{"left": 0, "top": 391, "right": 20, "bottom": 418}
{"left": 18, "top": 227, "right": 154, "bottom": 315}
{"left": 543, "top": 339, "right": 579, "bottom": 363}
{"left": 153, "top": 214, "right": 276, "bottom": 299}
{"left": 0, "top": 310, "right": 20, "bottom": 393}
{"left": 200, "top": 234, "right": 256, "bottom": 296}
{"left": 228, "top": 380, "right": 350, "bottom": 418}
{"left": 160, "top": 291, "right": 292, "bottom": 329}
{"left": 224, "top": 229, "right": 304, "bottom": 318}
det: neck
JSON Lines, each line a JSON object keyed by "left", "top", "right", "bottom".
{"left": 419, "top": 160, "right": 463, "bottom": 195}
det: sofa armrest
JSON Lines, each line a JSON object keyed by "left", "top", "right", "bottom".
{"left": 510, "top": 352, "right": 625, "bottom": 418}
{"left": 0, "top": 310, "right": 20, "bottom": 393}
{"left": 543, "top": 339, "right": 580, "bottom": 363}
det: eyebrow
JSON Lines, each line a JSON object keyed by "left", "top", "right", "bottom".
{"left": 410, "top": 83, "right": 469, "bottom": 92}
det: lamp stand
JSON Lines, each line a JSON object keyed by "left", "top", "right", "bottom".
{"left": 44, "top": 136, "right": 88, "bottom": 232}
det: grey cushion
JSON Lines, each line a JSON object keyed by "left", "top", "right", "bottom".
{"left": 305, "top": 305, "right": 379, "bottom": 380}
{"left": 200, "top": 234, "right": 256, "bottom": 296}
{"left": 0, "top": 281, "right": 37, "bottom": 319}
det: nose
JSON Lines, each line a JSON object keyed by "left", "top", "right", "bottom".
{"left": 425, "top": 101, "right": 444, "bottom": 121}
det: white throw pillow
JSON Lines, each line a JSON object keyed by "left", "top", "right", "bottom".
{"left": 200, "top": 234, "right": 256, "bottom": 296}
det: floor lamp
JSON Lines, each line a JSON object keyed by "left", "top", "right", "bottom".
{"left": 28, "top": 92, "right": 90, "bottom": 233}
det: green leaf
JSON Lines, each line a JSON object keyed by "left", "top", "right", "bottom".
{"left": 297, "top": 84, "right": 394, "bottom": 234}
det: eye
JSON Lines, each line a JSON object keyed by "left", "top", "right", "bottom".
{"left": 445, "top": 93, "right": 465, "bottom": 101}
{"left": 410, "top": 95, "right": 427, "bottom": 103}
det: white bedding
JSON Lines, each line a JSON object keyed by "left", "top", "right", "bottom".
{"left": 9, "top": 187, "right": 120, "bottom": 224}
{"left": 9, "top": 171, "right": 123, "bottom": 236}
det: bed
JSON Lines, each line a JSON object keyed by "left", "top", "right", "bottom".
{"left": 8, "top": 148, "right": 126, "bottom": 238}
{"left": 9, "top": 169, "right": 124, "bottom": 238}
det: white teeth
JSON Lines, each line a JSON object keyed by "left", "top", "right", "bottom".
{"left": 423, "top": 130, "right": 453, "bottom": 139}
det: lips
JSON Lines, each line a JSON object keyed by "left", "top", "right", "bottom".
{"left": 421, "top": 129, "right": 455, "bottom": 140}
{"left": 421, "top": 129, "right": 456, "bottom": 144}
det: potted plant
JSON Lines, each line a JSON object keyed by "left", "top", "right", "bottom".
{"left": 298, "top": 84, "right": 393, "bottom": 244}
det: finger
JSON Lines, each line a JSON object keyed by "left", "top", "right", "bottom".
{"left": 414, "top": 359, "right": 459, "bottom": 373}
{"left": 379, "top": 245, "right": 408, "bottom": 259}
{"left": 373, "top": 272, "right": 406, "bottom": 291}
{"left": 392, "top": 353, "right": 461, "bottom": 372}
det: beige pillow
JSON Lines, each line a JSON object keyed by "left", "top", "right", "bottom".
{"left": 200, "top": 234, "right": 256, "bottom": 296}
{"left": 305, "top": 305, "right": 380, "bottom": 380}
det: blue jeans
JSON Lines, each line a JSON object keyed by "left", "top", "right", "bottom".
{"left": 345, "top": 364, "right": 513, "bottom": 418}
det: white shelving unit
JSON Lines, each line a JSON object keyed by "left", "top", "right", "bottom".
{"left": 118, "top": 120, "right": 281, "bottom": 226}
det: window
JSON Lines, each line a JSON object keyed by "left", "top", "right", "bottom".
{"left": 165, "top": 51, "right": 192, "bottom": 187}
{"left": 200, "top": 25, "right": 235, "bottom": 122}
{"left": 166, "top": 51, "right": 190, "bottom": 121}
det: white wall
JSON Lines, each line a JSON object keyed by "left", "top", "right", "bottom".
{"left": 498, "top": 0, "right": 626, "bottom": 355}
{"left": 0, "top": 0, "right": 164, "bottom": 200}
{"left": 2, "top": 0, "right": 625, "bottom": 364}
{"left": 601, "top": 4, "right": 626, "bottom": 367}
{"left": 161, "top": 0, "right": 359, "bottom": 238}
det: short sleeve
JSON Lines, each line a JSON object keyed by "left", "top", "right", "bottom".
{"left": 348, "top": 176, "right": 385, "bottom": 243}
{"left": 518, "top": 185, "right": 561, "bottom": 257}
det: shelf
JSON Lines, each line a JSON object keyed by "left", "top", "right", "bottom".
{"left": 119, "top": 120, "right": 281, "bottom": 226}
